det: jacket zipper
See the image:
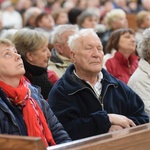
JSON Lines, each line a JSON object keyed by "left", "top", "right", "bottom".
{"left": 99, "top": 84, "right": 115, "bottom": 110}
{"left": 69, "top": 84, "right": 116, "bottom": 111}
{"left": 69, "top": 87, "right": 103, "bottom": 107}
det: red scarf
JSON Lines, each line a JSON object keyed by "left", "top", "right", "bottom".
{"left": 0, "top": 76, "right": 56, "bottom": 147}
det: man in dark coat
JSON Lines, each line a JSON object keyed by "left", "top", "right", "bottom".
{"left": 48, "top": 28, "right": 149, "bottom": 140}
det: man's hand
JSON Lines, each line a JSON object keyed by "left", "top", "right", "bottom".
{"left": 108, "top": 114, "right": 136, "bottom": 128}
{"left": 108, "top": 125, "right": 124, "bottom": 132}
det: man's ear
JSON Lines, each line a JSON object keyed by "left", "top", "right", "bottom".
{"left": 26, "top": 52, "right": 33, "bottom": 62}
{"left": 70, "top": 50, "right": 76, "bottom": 63}
{"left": 54, "top": 43, "right": 63, "bottom": 54}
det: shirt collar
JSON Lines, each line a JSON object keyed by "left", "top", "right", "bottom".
{"left": 73, "top": 70, "right": 103, "bottom": 86}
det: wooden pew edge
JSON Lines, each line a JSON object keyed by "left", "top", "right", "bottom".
{"left": 47, "top": 123, "right": 150, "bottom": 150}
{"left": 0, "top": 134, "right": 46, "bottom": 150}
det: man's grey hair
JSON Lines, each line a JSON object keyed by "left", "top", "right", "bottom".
{"left": 50, "top": 24, "right": 79, "bottom": 44}
{"left": 137, "top": 28, "right": 150, "bottom": 60}
{"left": 68, "top": 28, "right": 98, "bottom": 50}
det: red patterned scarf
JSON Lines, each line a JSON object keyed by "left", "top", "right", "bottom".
{"left": 0, "top": 76, "right": 56, "bottom": 147}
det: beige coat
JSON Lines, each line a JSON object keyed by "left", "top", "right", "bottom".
{"left": 128, "top": 58, "right": 150, "bottom": 119}
{"left": 48, "top": 52, "right": 72, "bottom": 78}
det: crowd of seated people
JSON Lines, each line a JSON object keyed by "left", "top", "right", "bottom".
{"left": 0, "top": 0, "right": 150, "bottom": 148}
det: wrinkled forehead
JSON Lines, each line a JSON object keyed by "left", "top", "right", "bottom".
{"left": 80, "top": 34, "right": 101, "bottom": 42}
{"left": 77, "top": 34, "right": 102, "bottom": 47}
{"left": 0, "top": 44, "right": 15, "bottom": 53}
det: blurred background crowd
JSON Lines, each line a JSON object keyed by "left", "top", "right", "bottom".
{"left": 0, "top": 0, "right": 149, "bottom": 33}
{"left": 0, "top": 0, "right": 150, "bottom": 96}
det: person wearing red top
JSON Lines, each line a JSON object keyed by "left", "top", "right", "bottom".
{"left": 47, "top": 70, "right": 58, "bottom": 84}
{"left": 105, "top": 28, "right": 138, "bottom": 84}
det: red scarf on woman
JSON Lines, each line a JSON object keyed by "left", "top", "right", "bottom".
{"left": 0, "top": 76, "right": 56, "bottom": 147}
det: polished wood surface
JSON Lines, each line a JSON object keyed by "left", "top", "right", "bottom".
{"left": 1, "top": 123, "right": 150, "bottom": 150}
{"left": 0, "top": 134, "right": 46, "bottom": 150}
{"left": 47, "top": 123, "right": 150, "bottom": 150}
{"left": 126, "top": 14, "right": 137, "bottom": 31}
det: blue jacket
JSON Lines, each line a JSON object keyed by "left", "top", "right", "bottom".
{"left": 0, "top": 83, "right": 71, "bottom": 145}
{"left": 48, "top": 64, "right": 149, "bottom": 140}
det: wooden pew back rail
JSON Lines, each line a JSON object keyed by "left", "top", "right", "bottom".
{"left": 47, "top": 123, "right": 150, "bottom": 150}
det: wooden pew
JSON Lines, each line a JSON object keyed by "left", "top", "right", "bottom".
{"left": 47, "top": 123, "right": 150, "bottom": 150}
{"left": 1, "top": 123, "right": 149, "bottom": 150}
{"left": 0, "top": 134, "right": 46, "bottom": 150}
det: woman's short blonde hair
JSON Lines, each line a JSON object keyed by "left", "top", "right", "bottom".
{"left": 105, "top": 9, "right": 126, "bottom": 29}
{"left": 0, "top": 38, "right": 15, "bottom": 47}
{"left": 12, "top": 28, "right": 48, "bottom": 59}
